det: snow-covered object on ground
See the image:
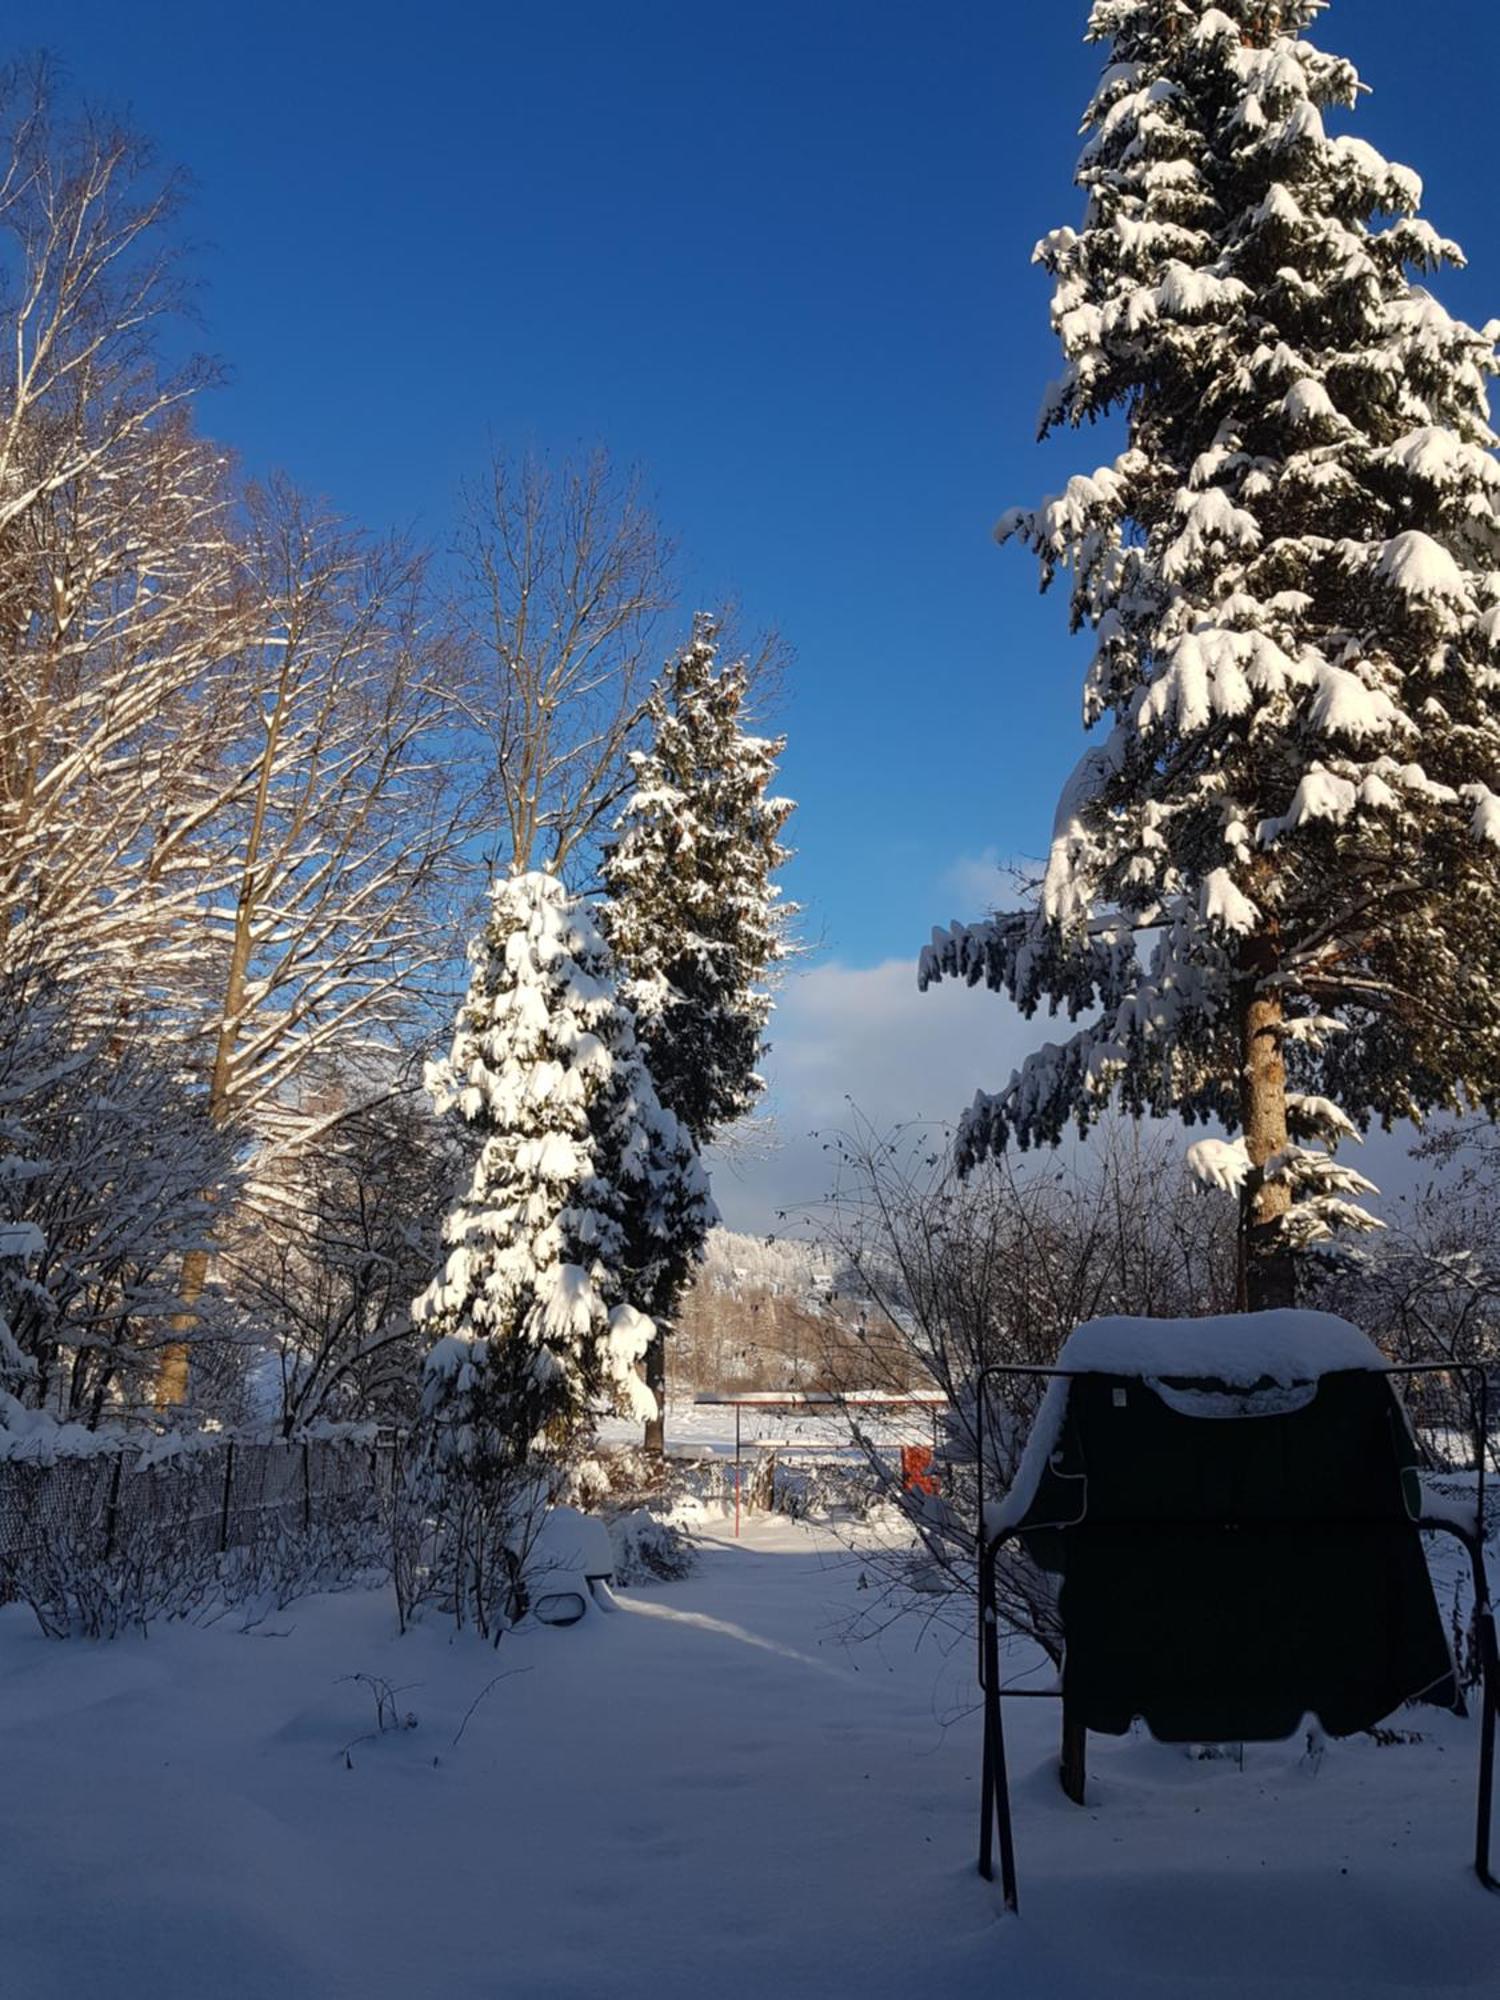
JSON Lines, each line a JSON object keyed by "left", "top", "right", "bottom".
{"left": 602, "top": 615, "right": 795, "bottom": 1154}
{"left": 991, "top": 1310, "right": 1385, "bottom": 1534}
{"left": 921, "top": 0, "right": 1500, "bottom": 1261}
{"left": 415, "top": 871, "right": 715, "bottom": 1462}
{"left": 0, "top": 1398, "right": 104, "bottom": 1461}
{"left": 530, "top": 1505, "right": 615, "bottom": 1583}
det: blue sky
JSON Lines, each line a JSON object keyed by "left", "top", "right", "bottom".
{"left": 26, "top": 0, "right": 1500, "bottom": 1225}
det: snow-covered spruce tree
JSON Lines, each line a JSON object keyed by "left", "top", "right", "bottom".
{"left": 414, "top": 871, "right": 712, "bottom": 1520}
{"left": 603, "top": 617, "right": 795, "bottom": 1144}
{"left": 601, "top": 616, "right": 794, "bottom": 1440}
{"left": 922, "top": 0, "right": 1500, "bottom": 1308}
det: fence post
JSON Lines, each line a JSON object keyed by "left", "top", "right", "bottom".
{"left": 218, "top": 1440, "right": 235, "bottom": 1554}
{"left": 102, "top": 1452, "right": 125, "bottom": 1560}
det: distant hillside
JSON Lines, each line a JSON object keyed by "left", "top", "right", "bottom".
{"left": 695, "top": 1229, "right": 838, "bottom": 1303}
{"left": 672, "top": 1230, "right": 906, "bottom": 1395}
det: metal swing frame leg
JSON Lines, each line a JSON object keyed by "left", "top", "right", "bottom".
{"left": 1418, "top": 1516, "right": 1498, "bottom": 1891}
{"left": 1463, "top": 1541, "right": 1498, "bottom": 1892}
{"left": 1477, "top": 1609, "right": 1498, "bottom": 1891}
{"left": 1443, "top": 1368, "right": 1498, "bottom": 1890}
{"left": 1457, "top": 1371, "right": 1499, "bottom": 1891}
{"left": 978, "top": 1539, "right": 1020, "bottom": 1912}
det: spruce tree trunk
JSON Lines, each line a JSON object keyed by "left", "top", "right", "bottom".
{"left": 643, "top": 1326, "right": 667, "bottom": 1457}
{"left": 1238, "top": 938, "right": 1295, "bottom": 1314}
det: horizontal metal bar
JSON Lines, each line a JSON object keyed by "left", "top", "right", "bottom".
{"left": 986, "top": 1517, "right": 1468, "bottom": 1541}
{"left": 693, "top": 1390, "right": 948, "bottom": 1407}
{"left": 976, "top": 1361, "right": 1496, "bottom": 1383}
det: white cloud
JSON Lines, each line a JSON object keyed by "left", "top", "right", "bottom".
{"left": 938, "top": 845, "right": 1009, "bottom": 913}
{"left": 705, "top": 953, "right": 1438, "bottom": 1243}
{"left": 706, "top": 956, "right": 1035, "bottom": 1233}
{"left": 935, "top": 847, "right": 1047, "bottom": 925}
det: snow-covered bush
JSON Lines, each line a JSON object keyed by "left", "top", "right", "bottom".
{"left": 607, "top": 1508, "right": 695, "bottom": 1583}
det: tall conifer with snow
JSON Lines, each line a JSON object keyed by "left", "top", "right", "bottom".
{"left": 923, "top": 0, "right": 1500, "bottom": 1307}
{"left": 415, "top": 871, "right": 712, "bottom": 1476}
{"left": 602, "top": 618, "right": 794, "bottom": 1435}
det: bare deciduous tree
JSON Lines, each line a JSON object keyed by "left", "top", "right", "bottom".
{"left": 221, "top": 1076, "right": 459, "bottom": 1436}
{"left": 808, "top": 1115, "right": 1238, "bottom": 1661}
{"left": 153, "top": 483, "right": 479, "bottom": 1403}
{"left": 0, "top": 55, "right": 213, "bottom": 540}
{"left": 450, "top": 447, "right": 675, "bottom": 877}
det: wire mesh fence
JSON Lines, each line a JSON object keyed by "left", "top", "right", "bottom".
{"left": 0, "top": 1434, "right": 398, "bottom": 1634}
{"left": 1394, "top": 1366, "right": 1500, "bottom": 1483}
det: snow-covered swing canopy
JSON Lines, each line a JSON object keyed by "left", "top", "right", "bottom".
{"left": 975, "top": 1313, "right": 1498, "bottom": 1911}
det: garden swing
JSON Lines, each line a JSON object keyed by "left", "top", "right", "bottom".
{"left": 972, "top": 1313, "right": 1499, "bottom": 1913}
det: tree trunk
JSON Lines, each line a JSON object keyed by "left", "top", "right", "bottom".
{"left": 152, "top": 1252, "right": 206, "bottom": 1407}
{"left": 1238, "top": 937, "right": 1295, "bottom": 1314}
{"left": 643, "top": 1325, "right": 667, "bottom": 1457}
{"left": 153, "top": 649, "right": 296, "bottom": 1407}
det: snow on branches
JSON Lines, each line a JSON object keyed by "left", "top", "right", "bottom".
{"left": 602, "top": 616, "right": 796, "bottom": 1156}
{"left": 922, "top": 0, "right": 1500, "bottom": 1285}
{"left": 414, "top": 872, "right": 714, "bottom": 1471}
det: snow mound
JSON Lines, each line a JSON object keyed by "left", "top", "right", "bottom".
{"left": 530, "top": 1505, "right": 614, "bottom": 1582}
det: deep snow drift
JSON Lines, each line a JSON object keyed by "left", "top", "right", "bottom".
{"left": 0, "top": 1513, "right": 1494, "bottom": 1999}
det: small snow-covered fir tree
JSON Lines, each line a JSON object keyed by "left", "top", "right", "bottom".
{"left": 601, "top": 617, "right": 794, "bottom": 1437}
{"left": 415, "top": 871, "right": 712, "bottom": 1477}
{"left": 922, "top": 1, "right": 1500, "bottom": 1306}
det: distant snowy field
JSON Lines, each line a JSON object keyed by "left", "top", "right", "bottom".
{"left": 1, "top": 1511, "right": 1495, "bottom": 1999}
{"left": 597, "top": 1399, "right": 941, "bottom": 1457}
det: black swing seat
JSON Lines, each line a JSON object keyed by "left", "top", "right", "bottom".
{"left": 1014, "top": 1365, "right": 1458, "bottom": 1742}
{"left": 974, "top": 1313, "right": 1498, "bottom": 1907}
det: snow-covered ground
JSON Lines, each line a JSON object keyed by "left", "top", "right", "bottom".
{"left": 598, "top": 1398, "right": 941, "bottom": 1457}
{"left": 1, "top": 1512, "right": 1495, "bottom": 1998}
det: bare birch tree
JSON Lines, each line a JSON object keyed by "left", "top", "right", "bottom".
{"left": 0, "top": 55, "right": 250, "bottom": 1005}
{"left": 0, "top": 56, "right": 213, "bottom": 542}
{"left": 219, "top": 1076, "right": 457, "bottom": 1435}
{"left": 449, "top": 447, "right": 675, "bottom": 877}
{"left": 0, "top": 63, "right": 482, "bottom": 1410}
{"left": 152, "top": 484, "right": 478, "bottom": 1403}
